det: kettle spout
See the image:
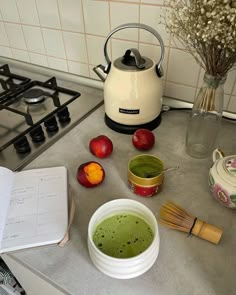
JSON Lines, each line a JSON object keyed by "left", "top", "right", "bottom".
{"left": 93, "top": 65, "right": 107, "bottom": 82}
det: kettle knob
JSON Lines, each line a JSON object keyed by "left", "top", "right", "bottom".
{"left": 122, "top": 49, "right": 145, "bottom": 69}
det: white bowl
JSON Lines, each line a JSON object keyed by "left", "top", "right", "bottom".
{"left": 87, "top": 199, "right": 160, "bottom": 279}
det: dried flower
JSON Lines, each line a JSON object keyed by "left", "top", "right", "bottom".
{"left": 163, "top": 0, "right": 236, "bottom": 77}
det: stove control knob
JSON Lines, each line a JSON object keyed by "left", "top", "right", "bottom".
{"left": 30, "top": 125, "right": 45, "bottom": 143}
{"left": 14, "top": 136, "right": 31, "bottom": 153}
{"left": 44, "top": 116, "right": 59, "bottom": 132}
{"left": 57, "top": 107, "right": 71, "bottom": 123}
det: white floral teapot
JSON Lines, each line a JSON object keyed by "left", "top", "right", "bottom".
{"left": 209, "top": 148, "right": 236, "bottom": 209}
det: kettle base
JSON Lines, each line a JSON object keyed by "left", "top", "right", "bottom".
{"left": 104, "top": 113, "right": 162, "bottom": 134}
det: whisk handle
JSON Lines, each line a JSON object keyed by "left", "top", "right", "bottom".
{"left": 191, "top": 219, "right": 223, "bottom": 245}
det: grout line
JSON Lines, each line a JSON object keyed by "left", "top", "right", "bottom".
{"left": 2, "top": 45, "right": 233, "bottom": 100}
{"left": 0, "top": 19, "right": 14, "bottom": 58}
{"left": 14, "top": 1, "right": 30, "bottom": 62}
{"left": 80, "top": 0, "right": 90, "bottom": 77}
{"left": 95, "top": 0, "right": 166, "bottom": 7}
{"left": 1, "top": 19, "right": 186, "bottom": 49}
{"left": 0, "top": 44, "right": 90, "bottom": 65}
{"left": 35, "top": 0, "right": 49, "bottom": 67}
{"left": 2, "top": 43, "right": 214, "bottom": 92}
{"left": 56, "top": 0, "right": 69, "bottom": 72}
{"left": 166, "top": 80, "right": 198, "bottom": 89}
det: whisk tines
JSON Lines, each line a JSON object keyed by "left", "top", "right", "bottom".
{"left": 159, "top": 200, "right": 195, "bottom": 233}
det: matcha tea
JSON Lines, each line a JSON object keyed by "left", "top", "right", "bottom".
{"left": 129, "top": 155, "right": 163, "bottom": 178}
{"left": 131, "top": 163, "right": 162, "bottom": 178}
{"left": 93, "top": 213, "right": 154, "bottom": 258}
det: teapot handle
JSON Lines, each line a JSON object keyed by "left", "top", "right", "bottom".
{"left": 212, "top": 148, "right": 225, "bottom": 162}
{"left": 103, "top": 23, "right": 165, "bottom": 77}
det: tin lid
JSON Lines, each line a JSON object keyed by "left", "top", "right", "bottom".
{"left": 216, "top": 156, "right": 236, "bottom": 187}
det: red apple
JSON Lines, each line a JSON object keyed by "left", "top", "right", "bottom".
{"left": 77, "top": 161, "right": 105, "bottom": 188}
{"left": 132, "top": 129, "right": 155, "bottom": 151}
{"left": 89, "top": 135, "right": 113, "bottom": 158}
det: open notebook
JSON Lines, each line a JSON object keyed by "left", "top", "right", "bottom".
{"left": 0, "top": 166, "right": 68, "bottom": 254}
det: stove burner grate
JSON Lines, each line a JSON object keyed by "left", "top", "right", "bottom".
{"left": 0, "top": 64, "right": 30, "bottom": 99}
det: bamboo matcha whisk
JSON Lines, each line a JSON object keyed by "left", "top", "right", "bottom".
{"left": 159, "top": 201, "right": 223, "bottom": 245}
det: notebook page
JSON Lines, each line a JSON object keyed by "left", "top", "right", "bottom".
{"left": 0, "top": 167, "right": 14, "bottom": 249}
{"left": 1, "top": 166, "right": 68, "bottom": 253}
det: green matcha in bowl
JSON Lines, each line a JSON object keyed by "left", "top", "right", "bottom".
{"left": 88, "top": 199, "right": 160, "bottom": 279}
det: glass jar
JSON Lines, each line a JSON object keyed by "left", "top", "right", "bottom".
{"left": 185, "top": 73, "right": 226, "bottom": 159}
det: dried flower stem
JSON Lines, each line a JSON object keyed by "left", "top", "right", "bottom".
{"left": 194, "top": 87, "right": 216, "bottom": 112}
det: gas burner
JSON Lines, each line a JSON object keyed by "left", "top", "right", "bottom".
{"left": 23, "top": 88, "right": 46, "bottom": 104}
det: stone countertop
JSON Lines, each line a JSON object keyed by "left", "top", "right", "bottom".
{"left": 4, "top": 102, "right": 236, "bottom": 295}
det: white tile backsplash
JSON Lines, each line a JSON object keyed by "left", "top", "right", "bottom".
{"left": 16, "top": 0, "right": 40, "bottom": 26}
{"left": 63, "top": 31, "right": 87, "bottom": 63}
{"left": 42, "top": 28, "right": 66, "bottom": 58}
{"left": 227, "top": 96, "right": 236, "bottom": 113}
{"left": 68, "top": 60, "right": 89, "bottom": 77}
{"left": 47, "top": 56, "right": 68, "bottom": 72}
{"left": 58, "top": 0, "right": 84, "bottom": 33}
{"left": 0, "top": 45, "right": 12, "bottom": 58}
{"left": 167, "top": 48, "right": 200, "bottom": 86}
{"left": 0, "top": 22, "right": 9, "bottom": 46}
{"left": 165, "top": 82, "right": 196, "bottom": 102}
{"left": 23, "top": 25, "right": 45, "bottom": 54}
{"left": 0, "top": 0, "right": 235, "bottom": 114}
{"left": 116, "top": 0, "right": 140, "bottom": 2}
{"left": 140, "top": 5, "right": 170, "bottom": 46}
{"left": 0, "top": 0, "right": 20, "bottom": 23}
{"left": 83, "top": 0, "right": 109, "bottom": 36}
{"left": 87, "top": 35, "right": 110, "bottom": 66}
{"left": 36, "top": 0, "right": 61, "bottom": 29}
{"left": 223, "top": 94, "right": 230, "bottom": 110}
{"left": 5, "top": 23, "right": 27, "bottom": 50}
{"left": 110, "top": 2, "right": 139, "bottom": 41}
{"left": 29, "top": 52, "right": 48, "bottom": 67}
{"left": 225, "top": 69, "right": 236, "bottom": 95}
{"left": 141, "top": 0, "right": 163, "bottom": 3}
{"left": 12, "top": 48, "right": 30, "bottom": 62}
{"left": 233, "top": 82, "right": 236, "bottom": 96}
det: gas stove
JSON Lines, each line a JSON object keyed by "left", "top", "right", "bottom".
{"left": 0, "top": 64, "right": 104, "bottom": 171}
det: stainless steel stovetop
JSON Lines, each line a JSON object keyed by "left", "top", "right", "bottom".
{"left": 0, "top": 64, "right": 104, "bottom": 171}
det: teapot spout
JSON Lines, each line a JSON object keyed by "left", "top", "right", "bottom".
{"left": 93, "top": 65, "right": 107, "bottom": 82}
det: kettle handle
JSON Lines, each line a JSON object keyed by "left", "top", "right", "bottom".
{"left": 103, "top": 23, "right": 165, "bottom": 77}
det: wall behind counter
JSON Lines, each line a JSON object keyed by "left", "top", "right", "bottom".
{"left": 0, "top": 0, "right": 235, "bottom": 113}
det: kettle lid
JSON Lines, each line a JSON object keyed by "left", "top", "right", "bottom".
{"left": 114, "top": 48, "right": 153, "bottom": 71}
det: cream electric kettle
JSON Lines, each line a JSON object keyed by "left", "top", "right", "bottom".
{"left": 94, "top": 23, "right": 165, "bottom": 134}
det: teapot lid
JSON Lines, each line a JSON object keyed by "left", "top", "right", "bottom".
{"left": 216, "top": 156, "right": 236, "bottom": 187}
{"left": 114, "top": 48, "right": 153, "bottom": 71}
{"left": 224, "top": 157, "right": 236, "bottom": 178}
